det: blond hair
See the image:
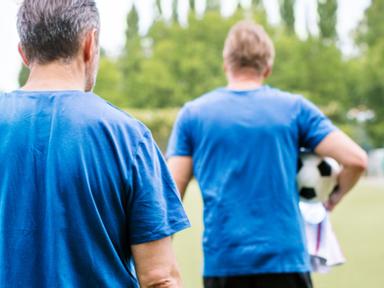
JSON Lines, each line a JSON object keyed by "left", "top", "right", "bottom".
{"left": 223, "top": 21, "right": 275, "bottom": 75}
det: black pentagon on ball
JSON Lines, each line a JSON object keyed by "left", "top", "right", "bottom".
{"left": 317, "top": 160, "right": 332, "bottom": 177}
{"left": 300, "top": 187, "right": 317, "bottom": 200}
{"left": 297, "top": 158, "right": 303, "bottom": 172}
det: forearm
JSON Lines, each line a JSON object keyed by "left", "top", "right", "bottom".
{"left": 315, "top": 131, "right": 368, "bottom": 210}
{"left": 326, "top": 164, "right": 366, "bottom": 211}
{"left": 337, "top": 165, "right": 365, "bottom": 197}
{"left": 133, "top": 237, "right": 183, "bottom": 288}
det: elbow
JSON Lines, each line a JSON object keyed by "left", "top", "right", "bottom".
{"left": 141, "top": 268, "right": 181, "bottom": 288}
{"left": 345, "top": 150, "right": 368, "bottom": 173}
{"left": 356, "top": 150, "right": 368, "bottom": 172}
{"left": 148, "top": 279, "right": 177, "bottom": 288}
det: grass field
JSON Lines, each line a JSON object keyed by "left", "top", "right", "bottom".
{"left": 173, "top": 179, "right": 384, "bottom": 288}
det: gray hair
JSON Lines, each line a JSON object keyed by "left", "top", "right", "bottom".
{"left": 17, "top": 0, "right": 100, "bottom": 64}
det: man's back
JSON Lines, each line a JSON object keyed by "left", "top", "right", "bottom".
{"left": 167, "top": 21, "right": 366, "bottom": 288}
{"left": 0, "top": 91, "right": 189, "bottom": 287}
{"left": 167, "top": 85, "right": 336, "bottom": 276}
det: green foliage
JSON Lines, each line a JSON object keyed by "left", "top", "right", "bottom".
{"left": 94, "top": 56, "right": 124, "bottom": 106}
{"left": 127, "top": 5, "right": 139, "bottom": 37}
{"left": 318, "top": 0, "right": 338, "bottom": 41}
{"left": 117, "top": 6, "right": 352, "bottom": 117}
{"left": 118, "top": 10, "right": 268, "bottom": 108}
{"left": 206, "top": 0, "right": 220, "bottom": 10}
{"left": 127, "top": 108, "right": 178, "bottom": 152}
{"left": 361, "top": 40, "right": 384, "bottom": 147}
{"left": 279, "top": 0, "right": 295, "bottom": 32}
{"left": 355, "top": 0, "right": 384, "bottom": 147}
{"left": 18, "top": 65, "right": 29, "bottom": 87}
{"left": 189, "top": 0, "right": 196, "bottom": 11}
{"left": 271, "top": 35, "right": 348, "bottom": 115}
{"left": 115, "top": 2, "right": 382, "bottom": 147}
{"left": 357, "top": 0, "right": 384, "bottom": 47}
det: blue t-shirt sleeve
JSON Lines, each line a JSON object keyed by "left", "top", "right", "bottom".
{"left": 166, "top": 106, "right": 193, "bottom": 158}
{"left": 128, "top": 131, "right": 190, "bottom": 245}
{"left": 298, "top": 97, "right": 337, "bottom": 150}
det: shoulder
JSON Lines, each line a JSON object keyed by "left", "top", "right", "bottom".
{"left": 263, "top": 86, "right": 312, "bottom": 117}
{"left": 179, "top": 89, "right": 225, "bottom": 119}
{"left": 264, "top": 86, "right": 302, "bottom": 102}
{"left": 68, "top": 92, "right": 150, "bottom": 144}
{"left": 185, "top": 89, "right": 224, "bottom": 109}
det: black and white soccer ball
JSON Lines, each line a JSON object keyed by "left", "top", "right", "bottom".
{"left": 297, "top": 152, "right": 341, "bottom": 203}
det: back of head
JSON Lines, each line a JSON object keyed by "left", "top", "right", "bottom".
{"left": 223, "top": 21, "right": 275, "bottom": 75}
{"left": 17, "top": 0, "right": 100, "bottom": 64}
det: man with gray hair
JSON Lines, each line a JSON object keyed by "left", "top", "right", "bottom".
{"left": 0, "top": 1, "right": 189, "bottom": 287}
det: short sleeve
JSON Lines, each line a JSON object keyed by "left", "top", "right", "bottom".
{"left": 298, "top": 97, "right": 337, "bottom": 150}
{"left": 128, "top": 131, "right": 190, "bottom": 245}
{"left": 166, "top": 106, "right": 193, "bottom": 158}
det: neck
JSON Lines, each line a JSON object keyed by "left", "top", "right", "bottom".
{"left": 22, "top": 61, "right": 86, "bottom": 92}
{"left": 226, "top": 71, "right": 264, "bottom": 90}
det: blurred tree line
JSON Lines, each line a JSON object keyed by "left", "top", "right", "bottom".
{"left": 18, "top": 0, "right": 384, "bottom": 149}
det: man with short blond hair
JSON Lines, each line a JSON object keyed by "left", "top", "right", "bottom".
{"left": 0, "top": 1, "right": 189, "bottom": 287}
{"left": 167, "top": 21, "right": 367, "bottom": 288}
{"left": 223, "top": 21, "right": 275, "bottom": 75}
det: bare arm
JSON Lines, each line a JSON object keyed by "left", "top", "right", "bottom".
{"left": 167, "top": 156, "right": 193, "bottom": 200}
{"left": 315, "top": 130, "right": 368, "bottom": 211}
{"left": 132, "top": 237, "right": 182, "bottom": 288}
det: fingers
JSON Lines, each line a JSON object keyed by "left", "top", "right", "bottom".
{"left": 324, "top": 191, "right": 344, "bottom": 212}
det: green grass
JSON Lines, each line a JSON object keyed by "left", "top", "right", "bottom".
{"left": 173, "top": 179, "right": 384, "bottom": 288}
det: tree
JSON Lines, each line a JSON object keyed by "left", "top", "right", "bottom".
{"left": 355, "top": 0, "right": 384, "bottom": 146}
{"left": 126, "top": 4, "right": 139, "bottom": 38}
{"left": 279, "top": 0, "right": 295, "bottom": 32}
{"left": 206, "top": 0, "right": 220, "bottom": 10}
{"left": 94, "top": 53, "right": 124, "bottom": 106}
{"left": 18, "top": 65, "right": 29, "bottom": 87}
{"left": 270, "top": 34, "right": 348, "bottom": 120}
{"left": 119, "top": 10, "right": 237, "bottom": 107}
{"left": 318, "top": 0, "right": 338, "bottom": 41}
{"left": 117, "top": 4, "right": 350, "bottom": 114}
{"left": 252, "top": 0, "right": 262, "bottom": 7}
{"left": 172, "top": 0, "right": 178, "bottom": 21}
{"left": 117, "top": 8, "right": 268, "bottom": 108}
{"left": 357, "top": 0, "right": 384, "bottom": 47}
{"left": 360, "top": 40, "right": 384, "bottom": 146}
{"left": 118, "top": 5, "right": 146, "bottom": 106}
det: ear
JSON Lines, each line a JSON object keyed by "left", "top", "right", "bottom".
{"left": 83, "top": 29, "right": 98, "bottom": 63}
{"left": 263, "top": 66, "right": 272, "bottom": 79}
{"left": 18, "top": 43, "right": 30, "bottom": 67}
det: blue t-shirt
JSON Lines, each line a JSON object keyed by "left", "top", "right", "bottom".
{"left": 0, "top": 90, "right": 190, "bottom": 287}
{"left": 167, "top": 86, "right": 336, "bottom": 277}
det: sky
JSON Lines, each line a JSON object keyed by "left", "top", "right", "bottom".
{"left": 0, "top": 0, "right": 371, "bottom": 91}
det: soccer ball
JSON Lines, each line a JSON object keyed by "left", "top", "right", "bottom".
{"left": 297, "top": 152, "right": 341, "bottom": 203}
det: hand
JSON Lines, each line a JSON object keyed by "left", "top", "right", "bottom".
{"left": 324, "top": 186, "right": 344, "bottom": 212}
{"left": 315, "top": 131, "right": 367, "bottom": 212}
